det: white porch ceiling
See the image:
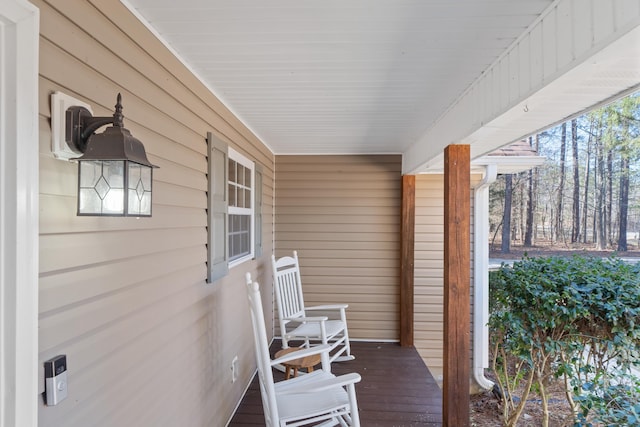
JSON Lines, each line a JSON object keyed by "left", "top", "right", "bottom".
{"left": 123, "top": 0, "right": 640, "bottom": 173}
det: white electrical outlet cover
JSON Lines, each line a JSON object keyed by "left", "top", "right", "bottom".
{"left": 231, "top": 356, "right": 239, "bottom": 383}
{"left": 51, "top": 92, "right": 93, "bottom": 161}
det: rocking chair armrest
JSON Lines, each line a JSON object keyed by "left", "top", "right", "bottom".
{"left": 271, "top": 344, "right": 332, "bottom": 366}
{"left": 305, "top": 304, "right": 349, "bottom": 311}
{"left": 284, "top": 315, "right": 328, "bottom": 323}
{"left": 278, "top": 373, "right": 362, "bottom": 394}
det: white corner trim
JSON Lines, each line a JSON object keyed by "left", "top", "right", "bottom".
{"left": 0, "top": 1, "right": 40, "bottom": 427}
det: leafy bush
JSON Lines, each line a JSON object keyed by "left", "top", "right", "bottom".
{"left": 574, "top": 370, "right": 640, "bottom": 427}
{"left": 489, "top": 256, "right": 640, "bottom": 426}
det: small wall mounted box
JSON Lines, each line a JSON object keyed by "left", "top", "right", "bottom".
{"left": 45, "top": 355, "right": 68, "bottom": 406}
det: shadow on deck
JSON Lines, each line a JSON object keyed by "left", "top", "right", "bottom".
{"left": 228, "top": 341, "right": 443, "bottom": 426}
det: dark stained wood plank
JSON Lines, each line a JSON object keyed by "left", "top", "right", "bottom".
{"left": 228, "top": 341, "right": 442, "bottom": 426}
{"left": 401, "top": 175, "right": 416, "bottom": 347}
{"left": 443, "top": 145, "right": 471, "bottom": 427}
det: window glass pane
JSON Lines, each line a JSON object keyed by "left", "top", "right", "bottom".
{"left": 228, "top": 159, "right": 236, "bottom": 183}
{"left": 228, "top": 213, "right": 251, "bottom": 261}
{"left": 240, "top": 216, "right": 249, "bottom": 254}
{"left": 237, "top": 164, "right": 244, "bottom": 186}
{"left": 237, "top": 188, "right": 244, "bottom": 208}
{"left": 228, "top": 183, "right": 236, "bottom": 207}
{"left": 244, "top": 187, "right": 251, "bottom": 208}
{"left": 232, "top": 234, "right": 240, "bottom": 258}
{"left": 244, "top": 167, "right": 251, "bottom": 189}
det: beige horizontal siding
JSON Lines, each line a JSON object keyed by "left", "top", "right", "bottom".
{"left": 414, "top": 173, "right": 480, "bottom": 383}
{"left": 36, "top": 1, "right": 274, "bottom": 426}
{"left": 274, "top": 155, "right": 402, "bottom": 341}
{"left": 414, "top": 173, "right": 443, "bottom": 382}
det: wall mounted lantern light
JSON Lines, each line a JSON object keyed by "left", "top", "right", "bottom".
{"left": 52, "top": 92, "right": 158, "bottom": 217}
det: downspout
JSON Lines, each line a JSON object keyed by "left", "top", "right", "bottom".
{"left": 472, "top": 164, "right": 497, "bottom": 391}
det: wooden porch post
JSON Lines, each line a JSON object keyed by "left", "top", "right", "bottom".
{"left": 443, "top": 145, "right": 470, "bottom": 426}
{"left": 400, "top": 175, "right": 415, "bottom": 347}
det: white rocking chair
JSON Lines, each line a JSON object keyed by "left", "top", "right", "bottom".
{"left": 271, "top": 251, "right": 354, "bottom": 367}
{"left": 245, "top": 273, "right": 361, "bottom": 427}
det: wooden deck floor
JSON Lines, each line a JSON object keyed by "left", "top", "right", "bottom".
{"left": 228, "top": 341, "right": 443, "bottom": 426}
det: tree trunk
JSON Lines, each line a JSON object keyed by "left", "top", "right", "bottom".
{"left": 524, "top": 137, "right": 535, "bottom": 247}
{"left": 606, "top": 150, "right": 613, "bottom": 246}
{"left": 501, "top": 174, "right": 513, "bottom": 254}
{"left": 518, "top": 174, "right": 525, "bottom": 242}
{"left": 582, "top": 118, "right": 593, "bottom": 244}
{"left": 614, "top": 95, "right": 639, "bottom": 252}
{"left": 555, "top": 123, "right": 567, "bottom": 243}
{"left": 618, "top": 156, "right": 629, "bottom": 251}
{"left": 595, "top": 130, "right": 607, "bottom": 250}
{"left": 533, "top": 134, "right": 540, "bottom": 241}
{"left": 571, "top": 119, "right": 580, "bottom": 243}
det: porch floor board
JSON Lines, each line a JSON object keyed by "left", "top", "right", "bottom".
{"left": 228, "top": 341, "right": 443, "bottom": 426}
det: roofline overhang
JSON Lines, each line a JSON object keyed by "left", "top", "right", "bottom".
{"left": 403, "top": 2, "right": 640, "bottom": 175}
{"left": 417, "top": 154, "right": 545, "bottom": 175}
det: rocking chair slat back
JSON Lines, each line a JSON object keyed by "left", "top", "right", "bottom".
{"left": 271, "top": 251, "right": 354, "bottom": 365}
{"left": 273, "top": 252, "right": 305, "bottom": 320}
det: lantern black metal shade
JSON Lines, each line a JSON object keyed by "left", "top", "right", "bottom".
{"left": 66, "top": 94, "right": 158, "bottom": 216}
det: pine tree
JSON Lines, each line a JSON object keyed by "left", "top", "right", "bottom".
{"left": 571, "top": 119, "right": 580, "bottom": 242}
{"left": 501, "top": 174, "right": 513, "bottom": 253}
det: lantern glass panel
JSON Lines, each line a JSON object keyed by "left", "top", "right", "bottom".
{"left": 79, "top": 188, "right": 102, "bottom": 214}
{"left": 127, "top": 162, "right": 153, "bottom": 216}
{"left": 104, "top": 161, "right": 124, "bottom": 189}
{"left": 79, "top": 161, "right": 101, "bottom": 188}
{"left": 102, "top": 188, "right": 125, "bottom": 215}
{"left": 78, "top": 160, "right": 125, "bottom": 215}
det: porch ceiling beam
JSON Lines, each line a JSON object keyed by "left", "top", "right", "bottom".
{"left": 404, "top": 0, "right": 640, "bottom": 174}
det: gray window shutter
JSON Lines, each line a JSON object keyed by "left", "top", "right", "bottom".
{"left": 254, "top": 163, "right": 263, "bottom": 257}
{"left": 207, "top": 132, "right": 228, "bottom": 283}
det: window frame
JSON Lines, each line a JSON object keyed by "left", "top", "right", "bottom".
{"left": 227, "top": 147, "right": 255, "bottom": 268}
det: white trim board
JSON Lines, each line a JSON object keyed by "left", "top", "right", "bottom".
{"left": 0, "top": 1, "right": 40, "bottom": 426}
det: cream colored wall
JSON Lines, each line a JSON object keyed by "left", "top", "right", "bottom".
{"left": 414, "top": 173, "right": 480, "bottom": 383}
{"left": 273, "top": 155, "right": 402, "bottom": 341}
{"left": 35, "top": 1, "right": 273, "bottom": 425}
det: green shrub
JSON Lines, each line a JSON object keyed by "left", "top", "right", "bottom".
{"left": 574, "top": 370, "right": 640, "bottom": 427}
{"left": 489, "top": 256, "right": 640, "bottom": 426}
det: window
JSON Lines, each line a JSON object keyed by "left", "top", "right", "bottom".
{"left": 207, "top": 132, "right": 262, "bottom": 283}
{"left": 227, "top": 147, "right": 254, "bottom": 266}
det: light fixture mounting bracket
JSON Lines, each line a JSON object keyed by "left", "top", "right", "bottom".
{"left": 65, "top": 94, "right": 124, "bottom": 154}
